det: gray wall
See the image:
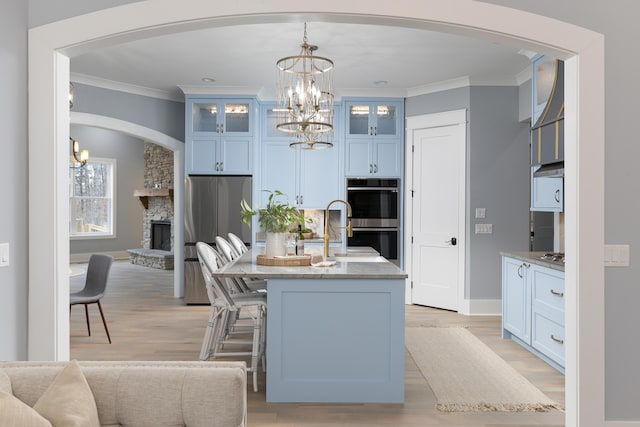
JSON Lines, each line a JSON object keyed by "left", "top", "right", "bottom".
{"left": 468, "top": 86, "right": 530, "bottom": 299}
{"left": 0, "top": 0, "right": 28, "bottom": 361}
{"left": 69, "top": 125, "right": 145, "bottom": 255}
{"left": 71, "top": 83, "right": 185, "bottom": 142}
{"left": 483, "top": 0, "right": 640, "bottom": 420}
{"left": 6, "top": 0, "right": 639, "bottom": 420}
{"left": 407, "top": 86, "right": 530, "bottom": 301}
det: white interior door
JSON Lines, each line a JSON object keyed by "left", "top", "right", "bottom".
{"left": 408, "top": 111, "right": 466, "bottom": 311}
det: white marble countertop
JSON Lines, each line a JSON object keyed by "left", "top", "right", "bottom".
{"left": 215, "top": 248, "right": 408, "bottom": 279}
{"left": 500, "top": 251, "right": 565, "bottom": 272}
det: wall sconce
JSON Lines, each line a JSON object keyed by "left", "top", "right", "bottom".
{"left": 70, "top": 137, "right": 89, "bottom": 168}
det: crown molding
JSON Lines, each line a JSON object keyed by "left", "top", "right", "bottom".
{"left": 407, "top": 76, "right": 471, "bottom": 97}
{"left": 178, "top": 85, "right": 263, "bottom": 96}
{"left": 70, "top": 73, "right": 183, "bottom": 102}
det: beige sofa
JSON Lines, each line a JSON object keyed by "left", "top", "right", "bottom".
{"left": 0, "top": 361, "right": 247, "bottom": 427}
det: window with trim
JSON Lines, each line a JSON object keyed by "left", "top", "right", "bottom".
{"left": 69, "top": 158, "right": 115, "bottom": 238}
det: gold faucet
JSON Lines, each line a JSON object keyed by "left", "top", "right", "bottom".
{"left": 324, "top": 199, "right": 353, "bottom": 259}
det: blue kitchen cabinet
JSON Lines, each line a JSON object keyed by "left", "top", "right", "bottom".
{"left": 344, "top": 99, "right": 403, "bottom": 177}
{"left": 185, "top": 97, "right": 255, "bottom": 174}
{"left": 531, "top": 167, "right": 563, "bottom": 212}
{"left": 502, "top": 257, "right": 531, "bottom": 344}
{"left": 502, "top": 255, "right": 565, "bottom": 372}
{"left": 530, "top": 264, "right": 565, "bottom": 368}
{"left": 531, "top": 55, "right": 556, "bottom": 127}
{"left": 260, "top": 139, "right": 340, "bottom": 209}
{"left": 259, "top": 103, "right": 341, "bottom": 209}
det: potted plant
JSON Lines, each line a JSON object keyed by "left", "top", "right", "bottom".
{"left": 290, "top": 212, "right": 314, "bottom": 239}
{"left": 241, "top": 190, "right": 300, "bottom": 257}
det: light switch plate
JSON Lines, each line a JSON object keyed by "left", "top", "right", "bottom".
{"left": 0, "top": 243, "right": 9, "bottom": 268}
{"left": 604, "top": 244, "right": 630, "bottom": 267}
{"left": 475, "top": 224, "right": 493, "bottom": 234}
{"left": 475, "top": 208, "right": 486, "bottom": 219}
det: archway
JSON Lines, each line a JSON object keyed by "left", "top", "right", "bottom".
{"left": 28, "top": 2, "right": 605, "bottom": 425}
{"left": 70, "top": 112, "right": 185, "bottom": 298}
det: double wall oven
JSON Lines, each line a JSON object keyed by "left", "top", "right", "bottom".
{"left": 346, "top": 178, "right": 400, "bottom": 265}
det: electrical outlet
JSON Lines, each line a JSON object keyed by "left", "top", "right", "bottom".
{"left": 0, "top": 243, "right": 9, "bottom": 268}
{"left": 475, "top": 208, "right": 486, "bottom": 219}
{"left": 475, "top": 224, "right": 493, "bottom": 234}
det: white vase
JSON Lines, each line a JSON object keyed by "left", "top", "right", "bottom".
{"left": 265, "top": 232, "right": 287, "bottom": 258}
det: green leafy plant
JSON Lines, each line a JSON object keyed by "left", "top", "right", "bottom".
{"left": 290, "top": 211, "right": 313, "bottom": 233}
{"left": 240, "top": 190, "right": 300, "bottom": 233}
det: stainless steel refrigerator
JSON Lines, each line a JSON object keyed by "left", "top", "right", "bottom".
{"left": 184, "top": 175, "right": 252, "bottom": 304}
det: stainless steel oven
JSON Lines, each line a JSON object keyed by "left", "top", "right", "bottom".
{"left": 346, "top": 178, "right": 400, "bottom": 264}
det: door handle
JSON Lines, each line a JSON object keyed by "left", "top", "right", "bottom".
{"left": 445, "top": 237, "right": 457, "bottom": 246}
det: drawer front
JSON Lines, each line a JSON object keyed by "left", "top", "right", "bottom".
{"left": 532, "top": 312, "right": 565, "bottom": 367}
{"left": 531, "top": 266, "right": 564, "bottom": 321}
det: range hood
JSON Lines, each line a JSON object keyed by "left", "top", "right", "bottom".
{"left": 533, "top": 161, "right": 564, "bottom": 178}
{"left": 531, "top": 59, "right": 564, "bottom": 176}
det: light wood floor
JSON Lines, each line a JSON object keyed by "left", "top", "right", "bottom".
{"left": 70, "top": 260, "right": 565, "bottom": 426}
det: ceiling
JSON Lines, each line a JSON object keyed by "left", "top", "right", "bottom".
{"left": 70, "top": 21, "right": 535, "bottom": 101}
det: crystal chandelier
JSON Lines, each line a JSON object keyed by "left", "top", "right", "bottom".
{"left": 276, "top": 23, "right": 334, "bottom": 149}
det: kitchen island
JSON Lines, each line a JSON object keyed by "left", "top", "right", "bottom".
{"left": 214, "top": 248, "right": 408, "bottom": 403}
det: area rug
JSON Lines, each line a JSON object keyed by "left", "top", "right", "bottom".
{"left": 405, "top": 327, "right": 563, "bottom": 412}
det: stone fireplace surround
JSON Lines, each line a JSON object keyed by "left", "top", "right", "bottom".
{"left": 127, "top": 142, "right": 174, "bottom": 270}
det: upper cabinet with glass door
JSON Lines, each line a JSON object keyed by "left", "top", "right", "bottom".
{"left": 344, "top": 99, "right": 404, "bottom": 177}
{"left": 531, "top": 55, "right": 556, "bottom": 127}
{"left": 189, "top": 98, "right": 254, "bottom": 137}
{"left": 346, "top": 101, "right": 402, "bottom": 140}
{"left": 185, "top": 96, "right": 255, "bottom": 175}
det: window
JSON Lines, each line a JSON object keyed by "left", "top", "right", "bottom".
{"left": 69, "top": 158, "right": 115, "bottom": 239}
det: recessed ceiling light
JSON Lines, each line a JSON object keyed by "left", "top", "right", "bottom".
{"left": 374, "top": 80, "right": 388, "bottom": 86}
{"left": 201, "top": 77, "right": 216, "bottom": 83}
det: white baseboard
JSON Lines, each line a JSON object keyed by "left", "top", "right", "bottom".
{"left": 459, "top": 299, "right": 501, "bottom": 316}
{"left": 606, "top": 422, "right": 640, "bottom": 427}
{"left": 70, "top": 250, "right": 130, "bottom": 264}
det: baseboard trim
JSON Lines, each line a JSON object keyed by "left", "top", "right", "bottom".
{"left": 606, "top": 422, "right": 640, "bottom": 427}
{"left": 70, "top": 250, "right": 130, "bottom": 263}
{"left": 459, "top": 299, "right": 501, "bottom": 316}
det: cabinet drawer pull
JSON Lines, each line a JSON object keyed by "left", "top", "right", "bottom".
{"left": 554, "top": 189, "right": 560, "bottom": 203}
{"left": 369, "top": 126, "right": 374, "bottom": 136}
{"left": 550, "top": 334, "right": 564, "bottom": 345}
{"left": 373, "top": 164, "right": 378, "bottom": 173}
{"left": 373, "top": 126, "right": 377, "bottom": 136}
{"left": 550, "top": 289, "right": 564, "bottom": 297}
{"left": 516, "top": 262, "right": 530, "bottom": 278}
{"left": 369, "top": 164, "right": 373, "bottom": 173}
{"left": 219, "top": 123, "right": 224, "bottom": 133}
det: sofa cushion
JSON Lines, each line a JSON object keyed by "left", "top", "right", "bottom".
{"left": 0, "top": 369, "right": 11, "bottom": 394}
{"left": 0, "top": 391, "right": 52, "bottom": 427}
{"left": 32, "top": 360, "right": 100, "bottom": 427}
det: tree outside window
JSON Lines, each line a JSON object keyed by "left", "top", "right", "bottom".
{"left": 70, "top": 158, "right": 115, "bottom": 238}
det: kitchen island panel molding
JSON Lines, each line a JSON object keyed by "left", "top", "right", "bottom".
{"left": 266, "top": 278, "right": 405, "bottom": 403}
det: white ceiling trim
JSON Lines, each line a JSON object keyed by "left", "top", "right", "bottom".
{"left": 70, "top": 73, "right": 183, "bottom": 102}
